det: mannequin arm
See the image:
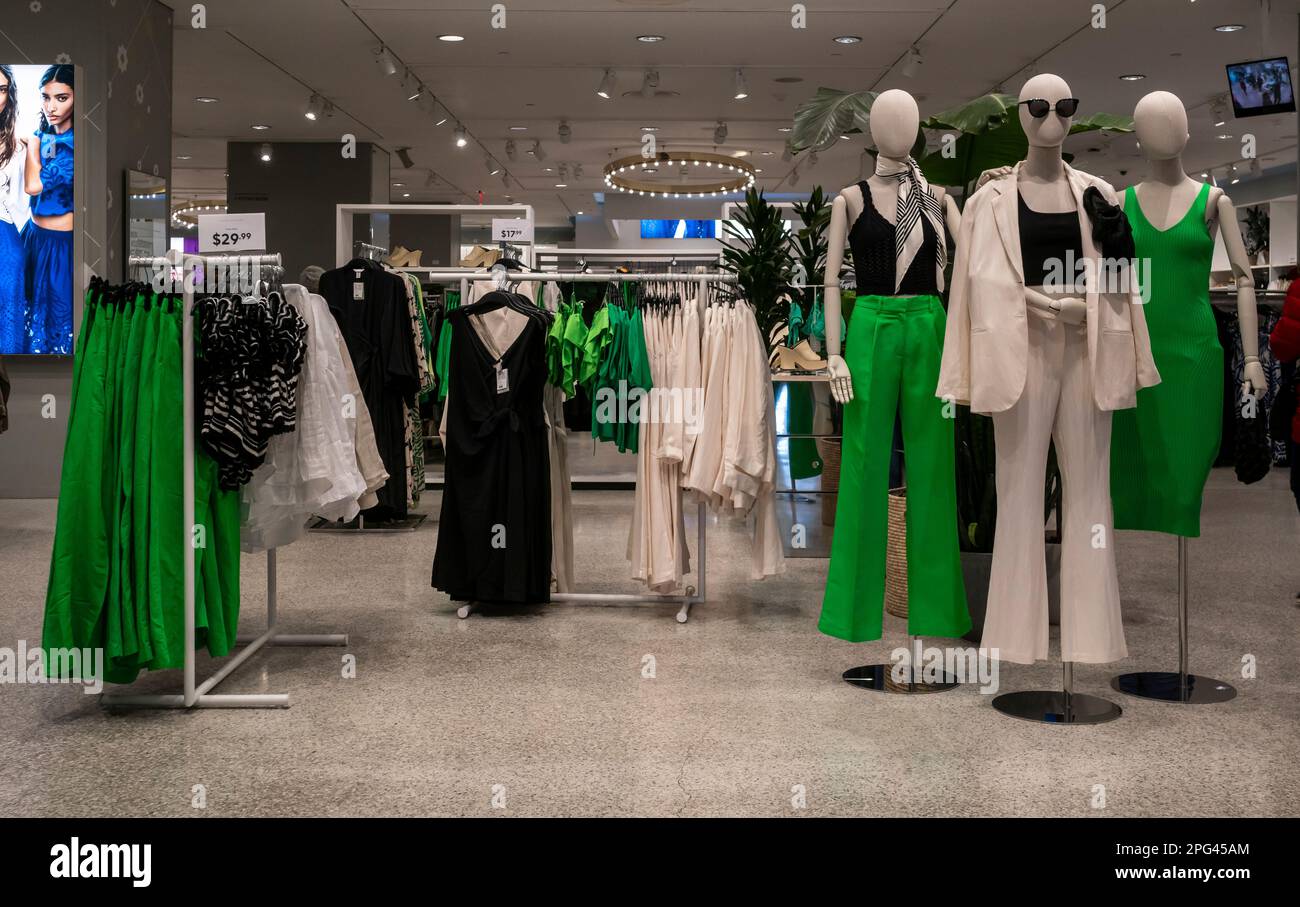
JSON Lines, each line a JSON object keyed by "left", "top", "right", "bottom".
{"left": 942, "top": 192, "right": 962, "bottom": 245}
{"left": 1216, "top": 192, "right": 1269, "bottom": 397}
{"left": 1025, "top": 285, "right": 1086, "bottom": 324}
{"left": 824, "top": 194, "right": 853, "bottom": 403}
{"left": 936, "top": 193, "right": 979, "bottom": 405}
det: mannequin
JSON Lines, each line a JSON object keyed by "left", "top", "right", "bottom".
{"left": 1127, "top": 91, "right": 1267, "bottom": 397}
{"left": 936, "top": 73, "right": 1161, "bottom": 678}
{"left": 816, "top": 87, "right": 970, "bottom": 666}
{"left": 1110, "top": 90, "right": 1263, "bottom": 704}
{"left": 824, "top": 89, "right": 961, "bottom": 402}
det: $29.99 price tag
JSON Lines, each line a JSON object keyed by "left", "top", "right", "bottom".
{"left": 198, "top": 213, "right": 267, "bottom": 254}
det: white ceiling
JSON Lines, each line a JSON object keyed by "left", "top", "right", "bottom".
{"left": 167, "top": 0, "right": 1300, "bottom": 224}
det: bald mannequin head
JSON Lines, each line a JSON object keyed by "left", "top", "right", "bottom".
{"left": 871, "top": 89, "right": 920, "bottom": 160}
{"left": 1019, "top": 73, "right": 1075, "bottom": 148}
{"left": 1133, "top": 91, "right": 1189, "bottom": 159}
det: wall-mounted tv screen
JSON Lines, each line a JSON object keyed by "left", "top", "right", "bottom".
{"left": 640, "top": 219, "right": 718, "bottom": 240}
{"left": 1226, "top": 56, "right": 1296, "bottom": 118}
{"left": 0, "top": 63, "right": 77, "bottom": 355}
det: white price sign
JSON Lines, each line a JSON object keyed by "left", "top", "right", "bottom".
{"left": 491, "top": 219, "right": 534, "bottom": 244}
{"left": 198, "top": 212, "right": 267, "bottom": 254}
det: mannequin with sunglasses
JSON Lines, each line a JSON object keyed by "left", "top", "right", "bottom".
{"left": 817, "top": 88, "right": 972, "bottom": 667}
{"left": 938, "top": 73, "right": 1161, "bottom": 681}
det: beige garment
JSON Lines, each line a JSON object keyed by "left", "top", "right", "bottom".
{"left": 628, "top": 305, "right": 696, "bottom": 592}
{"left": 335, "top": 328, "right": 390, "bottom": 511}
{"left": 983, "top": 308, "right": 1125, "bottom": 664}
{"left": 936, "top": 161, "right": 1160, "bottom": 415}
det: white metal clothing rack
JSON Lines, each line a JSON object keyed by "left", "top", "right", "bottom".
{"left": 104, "top": 254, "right": 348, "bottom": 710}
{"left": 428, "top": 269, "right": 737, "bottom": 623}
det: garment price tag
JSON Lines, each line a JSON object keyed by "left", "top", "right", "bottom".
{"left": 353, "top": 283, "right": 365, "bottom": 301}
{"left": 198, "top": 213, "right": 266, "bottom": 254}
{"left": 491, "top": 219, "right": 534, "bottom": 244}
{"left": 495, "top": 364, "right": 509, "bottom": 394}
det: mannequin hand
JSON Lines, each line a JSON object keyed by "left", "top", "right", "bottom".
{"left": 827, "top": 354, "right": 853, "bottom": 404}
{"left": 1055, "top": 296, "right": 1087, "bottom": 325}
{"left": 1242, "top": 360, "right": 1269, "bottom": 399}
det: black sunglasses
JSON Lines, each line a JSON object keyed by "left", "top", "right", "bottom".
{"left": 1019, "top": 97, "right": 1080, "bottom": 118}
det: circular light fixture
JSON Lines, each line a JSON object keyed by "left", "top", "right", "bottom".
{"left": 760, "top": 150, "right": 775, "bottom": 156}
{"left": 171, "top": 200, "right": 228, "bottom": 228}
{"left": 454, "top": 125, "right": 468, "bottom": 148}
{"left": 637, "top": 34, "right": 666, "bottom": 43}
{"left": 833, "top": 35, "right": 862, "bottom": 44}
{"left": 437, "top": 34, "right": 465, "bottom": 42}
{"left": 641, "top": 126, "right": 659, "bottom": 132}
{"left": 176, "top": 154, "right": 193, "bottom": 161}
{"left": 1215, "top": 24, "right": 1245, "bottom": 32}
{"left": 509, "top": 126, "right": 528, "bottom": 132}
{"left": 194, "top": 96, "right": 219, "bottom": 103}
{"left": 777, "top": 126, "right": 792, "bottom": 133}
{"left": 258, "top": 143, "right": 273, "bottom": 162}
{"left": 1118, "top": 73, "right": 1146, "bottom": 81}
{"left": 603, "top": 150, "right": 757, "bottom": 197}
{"left": 251, "top": 124, "right": 271, "bottom": 131}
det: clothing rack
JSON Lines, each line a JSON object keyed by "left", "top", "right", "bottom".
{"left": 106, "top": 254, "right": 348, "bottom": 709}
{"left": 354, "top": 240, "right": 389, "bottom": 261}
{"left": 428, "top": 268, "right": 738, "bottom": 623}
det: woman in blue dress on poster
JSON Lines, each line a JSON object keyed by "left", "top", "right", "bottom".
{"left": 0, "top": 65, "right": 29, "bottom": 355}
{"left": 23, "top": 64, "right": 74, "bottom": 355}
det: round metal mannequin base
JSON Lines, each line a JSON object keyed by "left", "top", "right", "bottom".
{"left": 842, "top": 664, "right": 960, "bottom": 694}
{"left": 992, "top": 690, "right": 1122, "bottom": 724}
{"left": 1112, "top": 671, "right": 1237, "bottom": 704}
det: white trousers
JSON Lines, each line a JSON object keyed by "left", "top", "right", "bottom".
{"left": 982, "top": 311, "right": 1127, "bottom": 664}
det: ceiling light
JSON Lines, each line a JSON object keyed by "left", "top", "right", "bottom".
{"left": 576, "top": 211, "right": 584, "bottom": 215}
{"left": 714, "top": 121, "right": 728, "bottom": 144}
{"left": 505, "top": 139, "right": 517, "bottom": 161}
{"left": 637, "top": 35, "right": 665, "bottom": 43}
{"left": 375, "top": 46, "right": 398, "bottom": 77}
{"left": 251, "top": 124, "right": 271, "bottom": 131}
{"left": 558, "top": 120, "right": 572, "bottom": 144}
{"left": 395, "top": 147, "right": 415, "bottom": 169}
{"left": 304, "top": 94, "right": 324, "bottom": 121}
{"left": 531, "top": 140, "right": 547, "bottom": 161}
{"left": 833, "top": 35, "right": 862, "bottom": 44}
{"left": 392, "top": 182, "right": 405, "bottom": 187}
{"left": 734, "top": 68, "right": 750, "bottom": 100}
{"left": 555, "top": 183, "right": 568, "bottom": 188}
{"left": 641, "top": 126, "right": 659, "bottom": 132}
{"left": 454, "top": 126, "right": 468, "bottom": 148}
{"left": 1217, "top": 133, "right": 1234, "bottom": 140}
{"left": 733, "top": 150, "right": 749, "bottom": 157}
{"left": 777, "top": 126, "right": 792, "bottom": 133}
{"left": 403, "top": 72, "right": 422, "bottom": 101}
{"left": 403, "top": 192, "right": 411, "bottom": 198}
{"left": 176, "top": 155, "right": 192, "bottom": 161}
{"left": 1215, "top": 24, "right": 1245, "bottom": 32}
{"left": 258, "top": 143, "right": 273, "bottom": 163}
{"left": 755, "top": 168, "right": 763, "bottom": 173}
{"left": 1118, "top": 73, "right": 1146, "bottom": 81}
{"left": 487, "top": 156, "right": 502, "bottom": 175}
{"left": 596, "top": 69, "right": 616, "bottom": 99}
{"left": 641, "top": 69, "right": 660, "bottom": 99}
{"left": 760, "top": 150, "right": 775, "bottom": 156}
{"left": 509, "top": 125, "right": 528, "bottom": 131}
{"left": 194, "top": 96, "right": 219, "bottom": 103}
{"left": 902, "top": 46, "right": 923, "bottom": 78}
{"left": 437, "top": 34, "right": 465, "bottom": 42}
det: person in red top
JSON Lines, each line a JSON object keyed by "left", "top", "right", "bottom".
{"left": 1269, "top": 278, "right": 1300, "bottom": 515}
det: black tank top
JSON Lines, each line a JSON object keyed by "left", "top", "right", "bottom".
{"left": 1017, "top": 191, "right": 1084, "bottom": 289}
{"left": 848, "top": 180, "right": 940, "bottom": 296}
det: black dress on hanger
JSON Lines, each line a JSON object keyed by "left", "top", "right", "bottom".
{"left": 431, "top": 291, "right": 553, "bottom": 603}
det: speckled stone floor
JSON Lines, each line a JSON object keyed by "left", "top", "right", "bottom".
{"left": 1, "top": 469, "right": 1297, "bottom": 817}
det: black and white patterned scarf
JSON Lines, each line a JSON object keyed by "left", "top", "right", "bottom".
{"left": 876, "top": 156, "right": 945, "bottom": 292}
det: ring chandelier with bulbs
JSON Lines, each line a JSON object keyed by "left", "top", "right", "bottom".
{"left": 171, "top": 201, "right": 228, "bottom": 229}
{"left": 603, "top": 151, "right": 756, "bottom": 198}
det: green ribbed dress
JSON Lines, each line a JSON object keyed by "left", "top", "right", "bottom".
{"left": 1110, "top": 183, "right": 1223, "bottom": 537}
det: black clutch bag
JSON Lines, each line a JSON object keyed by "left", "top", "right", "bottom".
{"left": 1083, "top": 186, "right": 1136, "bottom": 262}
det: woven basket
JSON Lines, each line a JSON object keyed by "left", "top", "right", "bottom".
{"left": 816, "top": 438, "right": 842, "bottom": 526}
{"left": 884, "top": 486, "right": 908, "bottom": 619}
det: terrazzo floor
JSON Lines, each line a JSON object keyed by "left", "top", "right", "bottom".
{"left": 1, "top": 469, "right": 1297, "bottom": 817}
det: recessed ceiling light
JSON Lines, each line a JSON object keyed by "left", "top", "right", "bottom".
{"left": 393, "top": 182, "right": 405, "bottom": 187}
{"left": 840, "top": 135, "right": 851, "bottom": 140}
{"left": 438, "top": 35, "right": 465, "bottom": 42}
{"left": 403, "top": 192, "right": 411, "bottom": 197}
{"left": 1217, "top": 133, "right": 1235, "bottom": 139}
{"left": 637, "top": 35, "right": 666, "bottom": 43}
{"left": 176, "top": 155, "right": 192, "bottom": 161}
{"left": 1215, "top": 24, "right": 1245, "bottom": 32}
{"left": 755, "top": 168, "right": 763, "bottom": 173}
{"left": 760, "top": 151, "right": 775, "bottom": 156}
{"left": 509, "top": 125, "right": 528, "bottom": 131}
{"left": 1119, "top": 73, "right": 1146, "bottom": 81}
{"left": 732, "top": 150, "right": 749, "bottom": 157}
{"left": 641, "top": 126, "right": 659, "bottom": 132}
{"left": 577, "top": 211, "right": 584, "bottom": 215}
{"left": 833, "top": 35, "right": 862, "bottom": 44}
{"left": 555, "top": 183, "right": 568, "bottom": 188}
{"left": 544, "top": 167, "right": 554, "bottom": 172}
{"left": 194, "top": 96, "right": 219, "bottom": 103}
{"left": 778, "top": 126, "right": 792, "bottom": 133}
{"left": 251, "top": 124, "right": 271, "bottom": 130}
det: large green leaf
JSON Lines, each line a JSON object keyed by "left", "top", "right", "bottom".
{"left": 923, "top": 93, "right": 1020, "bottom": 134}
{"left": 916, "top": 118, "right": 1029, "bottom": 194}
{"left": 790, "top": 88, "right": 876, "bottom": 153}
{"left": 1070, "top": 112, "right": 1134, "bottom": 134}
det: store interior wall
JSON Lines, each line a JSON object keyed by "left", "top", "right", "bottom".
{"left": 0, "top": 0, "right": 172, "bottom": 499}
{"left": 227, "top": 141, "right": 383, "bottom": 279}
{"left": 389, "top": 213, "right": 455, "bottom": 267}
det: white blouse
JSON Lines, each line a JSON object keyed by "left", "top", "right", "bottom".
{"left": 0, "top": 145, "right": 28, "bottom": 230}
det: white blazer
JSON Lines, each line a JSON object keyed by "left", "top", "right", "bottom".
{"left": 936, "top": 161, "right": 1160, "bottom": 414}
